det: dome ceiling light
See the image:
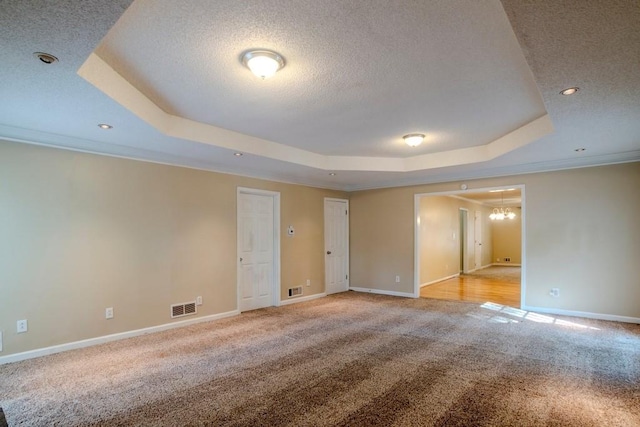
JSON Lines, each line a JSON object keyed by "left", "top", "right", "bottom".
{"left": 403, "top": 134, "right": 425, "bottom": 147}
{"left": 560, "top": 87, "right": 579, "bottom": 96}
{"left": 241, "top": 50, "right": 285, "bottom": 79}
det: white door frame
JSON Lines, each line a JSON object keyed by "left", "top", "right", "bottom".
{"left": 474, "top": 210, "right": 482, "bottom": 271}
{"left": 324, "top": 197, "right": 349, "bottom": 294}
{"left": 413, "top": 185, "right": 526, "bottom": 308}
{"left": 459, "top": 208, "right": 469, "bottom": 274}
{"left": 237, "top": 187, "right": 281, "bottom": 310}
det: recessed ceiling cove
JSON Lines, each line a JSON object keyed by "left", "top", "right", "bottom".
{"left": 80, "top": 0, "right": 551, "bottom": 172}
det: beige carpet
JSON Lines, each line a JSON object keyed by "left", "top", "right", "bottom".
{"left": 1, "top": 292, "right": 638, "bottom": 426}
{"left": 463, "top": 266, "right": 521, "bottom": 283}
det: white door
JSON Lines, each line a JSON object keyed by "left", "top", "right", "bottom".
{"left": 324, "top": 198, "right": 349, "bottom": 294}
{"left": 238, "top": 190, "right": 278, "bottom": 312}
{"left": 474, "top": 210, "right": 482, "bottom": 270}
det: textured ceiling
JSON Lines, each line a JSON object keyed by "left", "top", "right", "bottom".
{"left": 94, "top": 0, "right": 545, "bottom": 158}
{"left": 501, "top": 0, "right": 640, "bottom": 160}
{"left": 0, "top": 0, "right": 638, "bottom": 191}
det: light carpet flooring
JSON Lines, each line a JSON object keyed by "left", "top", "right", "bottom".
{"left": 1, "top": 292, "right": 638, "bottom": 426}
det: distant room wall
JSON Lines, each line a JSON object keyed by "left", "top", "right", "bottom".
{"left": 419, "top": 196, "right": 492, "bottom": 285}
{"left": 491, "top": 207, "right": 522, "bottom": 264}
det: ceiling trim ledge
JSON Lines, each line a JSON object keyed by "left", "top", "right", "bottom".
{"left": 78, "top": 53, "right": 553, "bottom": 173}
{"left": 402, "top": 114, "right": 553, "bottom": 171}
{"left": 343, "top": 150, "right": 640, "bottom": 192}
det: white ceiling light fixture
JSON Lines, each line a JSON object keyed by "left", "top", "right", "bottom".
{"left": 241, "top": 50, "right": 285, "bottom": 79}
{"left": 403, "top": 134, "right": 425, "bottom": 147}
{"left": 490, "top": 191, "right": 516, "bottom": 221}
{"left": 560, "top": 87, "right": 579, "bottom": 95}
{"left": 97, "top": 123, "right": 112, "bottom": 129}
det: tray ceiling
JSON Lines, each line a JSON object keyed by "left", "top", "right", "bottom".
{"left": 0, "top": 0, "right": 638, "bottom": 190}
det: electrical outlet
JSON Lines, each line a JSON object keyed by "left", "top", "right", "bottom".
{"left": 17, "top": 319, "right": 28, "bottom": 333}
{"left": 196, "top": 296, "right": 203, "bottom": 306}
{"left": 105, "top": 307, "right": 114, "bottom": 319}
{"left": 549, "top": 288, "right": 560, "bottom": 297}
{"left": 395, "top": 275, "right": 400, "bottom": 283}
{"left": 306, "top": 279, "right": 311, "bottom": 287}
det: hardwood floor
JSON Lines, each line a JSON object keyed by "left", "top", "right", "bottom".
{"left": 420, "top": 267, "right": 521, "bottom": 307}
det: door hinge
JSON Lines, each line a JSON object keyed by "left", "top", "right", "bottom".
{"left": 345, "top": 210, "right": 348, "bottom": 215}
{"left": 346, "top": 274, "right": 348, "bottom": 280}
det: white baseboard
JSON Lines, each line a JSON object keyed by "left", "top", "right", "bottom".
{"left": 279, "top": 292, "right": 326, "bottom": 306}
{"left": 350, "top": 287, "right": 415, "bottom": 298}
{"left": 0, "top": 310, "right": 240, "bottom": 365}
{"left": 467, "top": 264, "right": 492, "bottom": 273}
{"left": 522, "top": 305, "right": 640, "bottom": 324}
{"left": 420, "top": 273, "right": 460, "bottom": 288}
{"left": 492, "top": 263, "right": 522, "bottom": 267}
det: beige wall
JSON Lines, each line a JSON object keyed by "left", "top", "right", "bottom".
{"left": 419, "top": 196, "right": 493, "bottom": 284}
{"left": 351, "top": 162, "right": 640, "bottom": 319}
{"left": 2, "top": 138, "right": 638, "bottom": 357}
{"left": 0, "top": 140, "right": 346, "bottom": 356}
{"left": 350, "top": 186, "right": 414, "bottom": 293}
{"left": 491, "top": 207, "right": 522, "bottom": 264}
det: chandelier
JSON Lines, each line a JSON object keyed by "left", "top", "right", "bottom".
{"left": 490, "top": 192, "right": 516, "bottom": 220}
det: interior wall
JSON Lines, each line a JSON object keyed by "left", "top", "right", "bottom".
{"left": 419, "top": 196, "right": 493, "bottom": 285}
{"left": 0, "top": 140, "right": 346, "bottom": 356}
{"left": 350, "top": 162, "right": 640, "bottom": 319}
{"left": 491, "top": 207, "right": 522, "bottom": 264}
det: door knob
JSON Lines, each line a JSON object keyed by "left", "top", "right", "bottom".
{"left": 327, "top": 251, "right": 332, "bottom": 255}
{"left": 239, "top": 257, "right": 243, "bottom": 262}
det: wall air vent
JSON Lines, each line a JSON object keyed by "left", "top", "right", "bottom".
{"left": 288, "top": 286, "right": 303, "bottom": 298}
{"left": 171, "top": 301, "right": 197, "bottom": 318}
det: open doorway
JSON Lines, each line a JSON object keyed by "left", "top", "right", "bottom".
{"left": 414, "top": 186, "right": 524, "bottom": 308}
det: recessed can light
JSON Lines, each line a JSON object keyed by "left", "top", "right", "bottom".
{"left": 329, "top": 172, "right": 336, "bottom": 176}
{"left": 33, "top": 52, "right": 58, "bottom": 64}
{"left": 574, "top": 148, "right": 586, "bottom": 152}
{"left": 234, "top": 152, "right": 243, "bottom": 157}
{"left": 98, "top": 123, "right": 112, "bottom": 129}
{"left": 560, "top": 87, "right": 579, "bottom": 96}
